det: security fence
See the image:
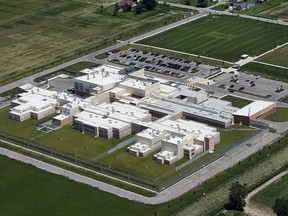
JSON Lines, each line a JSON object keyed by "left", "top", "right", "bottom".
{"left": 0, "top": 121, "right": 269, "bottom": 192}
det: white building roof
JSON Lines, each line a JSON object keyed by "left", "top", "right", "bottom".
{"left": 75, "top": 111, "right": 128, "bottom": 129}
{"left": 136, "top": 128, "right": 164, "bottom": 139}
{"left": 120, "top": 78, "right": 154, "bottom": 90}
{"left": 232, "top": 100, "right": 275, "bottom": 117}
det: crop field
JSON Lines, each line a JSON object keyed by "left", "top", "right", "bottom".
{"left": 239, "top": 0, "right": 287, "bottom": 18}
{"left": 257, "top": 44, "right": 288, "bottom": 68}
{"left": 255, "top": 1, "right": 288, "bottom": 19}
{"left": 139, "top": 15, "right": 288, "bottom": 62}
{"left": 252, "top": 173, "right": 288, "bottom": 208}
{"left": 0, "top": 0, "right": 191, "bottom": 86}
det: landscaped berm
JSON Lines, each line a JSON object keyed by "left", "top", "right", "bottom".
{"left": 139, "top": 15, "right": 288, "bottom": 62}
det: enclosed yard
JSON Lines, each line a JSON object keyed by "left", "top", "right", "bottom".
{"left": 34, "top": 125, "right": 134, "bottom": 160}
{"left": 222, "top": 95, "right": 252, "bottom": 108}
{"left": 100, "top": 125, "right": 255, "bottom": 182}
{"left": 139, "top": 15, "right": 288, "bottom": 62}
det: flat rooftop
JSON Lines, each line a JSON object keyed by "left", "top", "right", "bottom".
{"left": 233, "top": 100, "right": 276, "bottom": 117}
{"left": 75, "top": 111, "right": 128, "bottom": 129}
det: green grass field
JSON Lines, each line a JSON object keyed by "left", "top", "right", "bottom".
{"left": 240, "top": 62, "right": 288, "bottom": 82}
{"left": 0, "top": 108, "right": 45, "bottom": 138}
{"left": 0, "top": 0, "right": 191, "bottom": 86}
{"left": 257, "top": 44, "right": 288, "bottom": 68}
{"left": 1, "top": 128, "right": 287, "bottom": 216}
{"left": 0, "top": 155, "right": 151, "bottom": 216}
{"left": 138, "top": 15, "right": 288, "bottom": 62}
{"left": 222, "top": 95, "right": 252, "bottom": 108}
{"left": 34, "top": 125, "right": 133, "bottom": 160}
{"left": 100, "top": 125, "right": 255, "bottom": 182}
{"left": 265, "top": 108, "right": 288, "bottom": 122}
{"left": 252, "top": 173, "right": 288, "bottom": 208}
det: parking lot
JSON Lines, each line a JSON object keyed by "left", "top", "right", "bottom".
{"left": 107, "top": 48, "right": 219, "bottom": 80}
{"left": 213, "top": 71, "right": 288, "bottom": 100}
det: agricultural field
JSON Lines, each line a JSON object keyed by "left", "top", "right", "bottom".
{"left": 139, "top": 15, "right": 288, "bottom": 62}
{"left": 241, "top": 0, "right": 288, "bottom": 19}
{"left": 0, "top": 0, "right": 191, "bottom": 86}
{"left": 222, "top": 95, "right": 252, "bottom": 108}
{"left": 240, "top": 62, "right": 288, "bottom": 83}
{"left": 258, "top": 1, "right": 288, "bottom": 19}
{"left": 257, "top": 44, "right": 288, "bottom": 68}
{"left": 251, "top": 173, "right": 288, "bottom": 208}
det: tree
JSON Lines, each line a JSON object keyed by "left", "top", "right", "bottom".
{"left": 273, "top": 198, "right": 288, "bottom": 216}
{"left": 135, "top": 3, "right": 143, "bottom": 14}
{"left": 197, "top": 0, "right": 208, "bottom": 7}
{"left": 228, "top": 182, "right": 247, "bottom": 211}
{"left": 113, "top": 4, "right": 119, "bottom": 16}
{"left": 100, "top": 5, "right": 104, "bottom": 13}
{"left": 142, "top": 0, "right": 157, "bottom": 11}
{"left": 185, "top": 0, "right": 191, "bottom": 5}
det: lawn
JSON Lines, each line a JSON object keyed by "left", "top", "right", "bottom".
{"left": 0, "top": 108, "right": 45, "bottom": 139}
{"left": 0, "top": 155, "right": 151, "bottom": 216}
{"left": 240, "top": 62, "right": 288, "bottom": 83}
{"left": 138, "top": 15, "right": 288, "bottom": 62}
{"left": 0, "top": 0, "right": 191, "bottom": 86}
{"left": 251, "top": 173, "right": 288, "bottom": 208}
{"left": 257, "top": 44, "right": 288, "bottom": 68}
{"left": 222, "top": 95, "right": 252, "bottom": 108}
{"left": 265, "top": 108, "right": 288, "bottom": 122}
{"left": 1, "top": 128, "right": 287, "bottom": 216}
{"left": 34, "top": 125, "right": 134, "bottom": 161}
{"left": 100, "top": 147, "right": 188, "bottom": 181}
{"left": 100, "top": 124, "right": 255, "bottom": 182}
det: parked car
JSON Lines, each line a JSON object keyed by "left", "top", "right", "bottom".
{"left": 239, "top": 87, "right": 245, "bottom": 91}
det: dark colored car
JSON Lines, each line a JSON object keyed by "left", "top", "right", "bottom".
{"left": 239, "top": 87, "right": 245, "bottom": 91}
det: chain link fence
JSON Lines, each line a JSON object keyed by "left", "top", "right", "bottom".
{"left": 0, "top": 121, "right": 269, "bottom": 192}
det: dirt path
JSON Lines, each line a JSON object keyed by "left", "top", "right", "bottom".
{"left": 245, "top": 170, "right": 288, "bottom": 216}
